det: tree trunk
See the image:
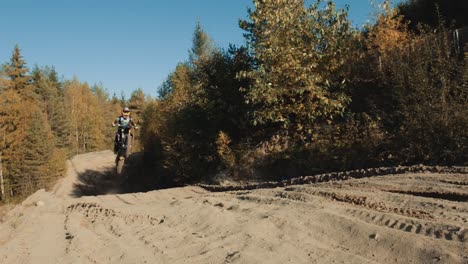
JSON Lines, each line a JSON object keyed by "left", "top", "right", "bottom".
{"left": 0, "top": 129, "right": 5, "bottom": 201}
{"left": 0, "top": 152, "right": 4, "bottom": 201}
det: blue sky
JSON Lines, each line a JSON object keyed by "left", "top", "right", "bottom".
{"left": 0, "top": 0, "right": 401, "bottom": 98}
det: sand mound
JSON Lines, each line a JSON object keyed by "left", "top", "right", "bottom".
{"left": 0, "top": 151, "right": 466, "bottom": 263}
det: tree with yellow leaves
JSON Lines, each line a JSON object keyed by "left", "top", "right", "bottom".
{"left": 64, "top": 79, "right": 105, "bottom": 154}
{"left": 240, "top": 0, "right": 354, "bottom": 141}
{"left": 0, "top": 45, "right": 60, "bottom": 199}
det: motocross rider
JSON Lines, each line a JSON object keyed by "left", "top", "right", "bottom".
{"left": 112, "top": 107, "right": 136, "bottom": 154}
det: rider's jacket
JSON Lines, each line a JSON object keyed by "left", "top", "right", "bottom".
{"left": 114, "top": 116, "right": 135, "bottom": 130}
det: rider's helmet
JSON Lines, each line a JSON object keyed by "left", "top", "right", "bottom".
{"left": 122, "top": 107, "right": 130, "bottom": 117}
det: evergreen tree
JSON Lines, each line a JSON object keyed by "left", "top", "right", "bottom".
{"left": 141, "top": 25, "right": 254, "bottom": 183}
{"left": 190, "top": 47, "right": 253, "bottom": 142}
{"left": 0, "top": 46, "right": 62, "bottom": 198}
{"left": 189, "top": 20, "right": 213, "bottom": 63}
{"left": 111, "top": 92, "right": 120, "bottom": 105}
{"left": 0, "top": 89, "right": 31, "bottom": 197}
{"left": 21, "top": 110, "right": 55, "bottom": 192}
{"left": 128, "top": 88, "right": 146, "bottom": 113}
{"left": 157, "top": 76, "right": 173, "bottom": 100}
{"left": 32, "top": 66, "right": 71, "bottom": 150}
{"left": 397, "top": 0, "right": 468, "bottom": 29}
{"left": 0, "top": 46, "right": 36, "bottom": 196}
{"left": 119, "top": 91, "right": 127, "bottom": 108}
{"left": 165, "top": 63, "right": 195, "bottom": 110}
{"left": 4, "top": 45, "right": 35, "bottom": 100}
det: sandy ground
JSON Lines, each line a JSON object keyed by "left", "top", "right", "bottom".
{"left": 0, "top": 150, "right": 466, "bottom": 264}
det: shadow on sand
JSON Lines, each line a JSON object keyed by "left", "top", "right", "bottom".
{"left": 72, "top": 152, "right": 160, "bottom": 198}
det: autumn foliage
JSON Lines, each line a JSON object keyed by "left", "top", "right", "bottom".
{"left": 1, "top": 0, "right": 466, "bottom": 196}
{"left": 141, "top": 0, "right": 467, "bottom": 185}
{"left": 0, "top": 46, "right": 143, "bottom": 202}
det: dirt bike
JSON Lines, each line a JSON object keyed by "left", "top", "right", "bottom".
{"left": 115, "top": 126, "right": 138, "bottom": 175}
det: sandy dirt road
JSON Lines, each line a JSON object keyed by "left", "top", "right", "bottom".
{"left": 0, "top": 150, "right": 467, "bottom": 264}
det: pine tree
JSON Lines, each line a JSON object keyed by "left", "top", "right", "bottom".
{"left": 0, "top": 46, "right": 61, "bottom": 198}
{"left": 32, "top": 66, "right": 71, "bottom": 151}
{"left": 128, "top": 88, "right": 146, "bottom": 114}
{"left": 165, "top": 63, "right": 195, "bottom": 110}
{"left": 397, "top": 0, "right": 468, "bottom": 29}
{"left": 119, "top": 91, "right": 127, "bottom": 108}
{"left": 21, "top": 110, "right": 55, "bottom": 192}
{"left": 4, "top": 45, "right": 35, "bottom": 100}
{"left": 157, "top": 77, "right": 173, "bottom": 100}
{"left": 141, "top": 26, "right": 253, "bottom": 183}
{"left": 189, "top": 20, "right": 213, "bottom": 63}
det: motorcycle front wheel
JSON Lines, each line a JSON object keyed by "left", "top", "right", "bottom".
{"left": 125, "top": 134, "right": 133, "bottom": 159}
{"left": 116, "top": 156, "right": 124, "bottom": 175}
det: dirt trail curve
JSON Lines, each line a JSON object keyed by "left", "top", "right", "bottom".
{"left": 0, "top": 151, "right": 467, "bottom": 264}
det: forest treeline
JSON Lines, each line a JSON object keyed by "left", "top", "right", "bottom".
{"left": 140, "top": 0, "right": 467, "bottom": 186}
{"left": 0, "top": 47, "right": 147, "bottom": 202}
{"left": 1, "top": 0, "right": 467, "bottom": 201}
